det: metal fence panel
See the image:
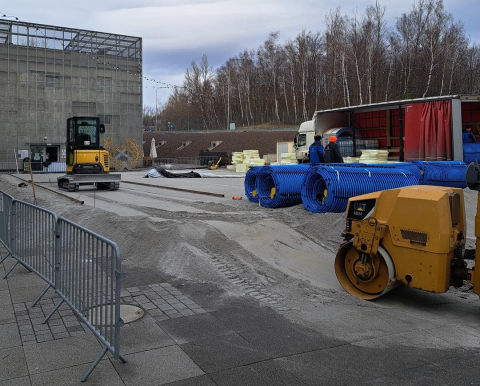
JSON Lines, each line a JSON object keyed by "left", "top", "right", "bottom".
{"left": 0, "top": 190, "right": 126, "bottom": 381}
{"left": 0, "top": 192, "right": 14, "bottom": 253}
{"left": 56, "top": 217, "right": 122, "bottom": 359}
{"left": 12, "top": 200, "right": 57, "bottom": 286}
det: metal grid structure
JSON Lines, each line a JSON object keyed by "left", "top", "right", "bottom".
{"left": 0, "top": 19, "right": 142, "bottom": 163}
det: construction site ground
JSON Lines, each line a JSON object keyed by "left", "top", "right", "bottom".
{"left": 1, "top": 169, "right": 480, "bottom": 385}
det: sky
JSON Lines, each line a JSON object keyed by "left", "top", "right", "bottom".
{"left": 2, "top": 0, "right": 480, "bottom": 108}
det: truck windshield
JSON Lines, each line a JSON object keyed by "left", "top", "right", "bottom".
{"left": 297, "top": 134, "right": 307, "bottom": 147}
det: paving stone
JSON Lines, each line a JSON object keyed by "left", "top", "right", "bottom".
{"left": 47, "top": 319, "right": 63, "bottom": 326}
{"left": 24, "top": 335, "right": 103, "bottom": 374}
{"left": 0, "top": 375, "right": 31, "bottom": 386}
{"left": 50, "top": 325, "right": 67, "bottom": 334}
{"left": 53, "top": 332, "right": 70, "bottom": 340}
{"left": 119, "top": 322, "right": 175, "bottom": 354}
{"left": 66, "top": 325, "right": 84, "bottom": 333}
{"left": 114, "top": 345, "right": 203, "bottom": 386}
{"left": 142, "top": 302, "right": 157, "bottom": 310}
{"left": 158, "top": 314, "right": 235, "bottom": 345}
{"left": 33, "top": 325, "right": 49, "bottom": 332}
{"left": 0, "top": 323, "right": 21, "bottom": 349}
{"left": 30, "top": 318, "right": 44, "bottom": 326}
{"left": 69, "top": 331, "right": 86, "bottom": 337}
{"left": 179, "top": 310, "right": 195, "bottom": 317}
{"left": 35, "top": 329, "right": 53, "bottom": 336}
{"left": 21, "top": 335, "right": 36, "bottom": 342}
{"left": 210, "top": 360, "right": 306, "bottom": 386}
{"left": 0, "top": 347, "right": 28, "bottom": 381}
{"left": 19, "top": 325, "right": 33, "bottom": 333}
{"left": 146, "top": 308, "right": 164, "bottom": 316}
{"left": 31, "top": 360, "right": 123, "bottom": 385}
{"left": 181, "top": 333, "right": 272, "bottom": 373}
{"left": 154, "top": 315, "right": 170, "bottom": 322}
{"left": 36, "top": 334, "right": 54, "bottom": 343}
{"left": 64, "top": 321, "right": 80, "bottom": 328}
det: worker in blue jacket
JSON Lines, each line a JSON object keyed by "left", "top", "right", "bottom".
{"left": 308, "top": 134, "right": 325, "bottom": 164}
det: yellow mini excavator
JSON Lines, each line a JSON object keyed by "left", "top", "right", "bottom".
{"left": 335, "top": 162, "right": 480, "bottom": 300}
{"left": 57, "top": 116, "right": 121, "bottom": 192}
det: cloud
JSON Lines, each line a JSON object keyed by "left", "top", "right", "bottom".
{"left": 4, "top": 0, "right": 480, "bottom": 107}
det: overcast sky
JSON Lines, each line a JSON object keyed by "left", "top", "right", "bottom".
{"left": 3, "top": 0, "right": 480, "bottom": 108}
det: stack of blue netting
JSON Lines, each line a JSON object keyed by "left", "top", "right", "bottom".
{"left": 244, "top": 166, "right": 261, "bottom": 203}
{"left": 301, "top": 165, "right": 419, "bottom": 213}
{"left": 255, "top": 164, "right": 311, "bottom": 208}
{"left": 366, "top": 162, "right": 424, "bottom": 183}
{"left": 412, "top": 161, "right": 467, "bottom": 188}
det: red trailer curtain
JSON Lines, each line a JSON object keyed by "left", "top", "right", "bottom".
{"left": 421, "top": 101, "right": 451, "bottom": 161}
{"left": 404, "top": 104, "right": 423, "bottom": 161}
{"left": 405, "top": 101, "right": 452, "bottom": 161}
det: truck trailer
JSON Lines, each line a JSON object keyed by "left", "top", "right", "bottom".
{"left": 293, "top": 95, "right": 480, "bottom": 163}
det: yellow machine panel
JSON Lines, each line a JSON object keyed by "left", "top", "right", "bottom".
{"left": 66, "top": 149, "right": 110, "bottom": 174}
{"left": 335, "top": 185, "right": 466, "bottom": 299}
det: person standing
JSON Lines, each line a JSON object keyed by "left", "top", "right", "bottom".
{"left": 324, "top": 136, "right": 344, "bottom": 163}
{"left": 308, "top": 134, "right": 325, "bottom": 164}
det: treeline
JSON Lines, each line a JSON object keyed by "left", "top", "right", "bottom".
{"left": 145, "top": 0, "right": 480, "bottom": 131}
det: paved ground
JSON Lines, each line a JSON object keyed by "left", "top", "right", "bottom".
{"left": 2, "top": 170, "right": 480, "bottom": 385}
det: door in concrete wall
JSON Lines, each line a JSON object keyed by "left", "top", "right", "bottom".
{"left": 46, "top": 146, "right": 59, "bottom": 162}
{"left": 30, "top": 146, "right": 45, "bottom": 171}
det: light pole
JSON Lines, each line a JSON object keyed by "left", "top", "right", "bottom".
{"left": 155, "top": 87, "right": 159, "bottom": 131}
{"left": 226, "top": 59, "right": 241, "bottom": 131}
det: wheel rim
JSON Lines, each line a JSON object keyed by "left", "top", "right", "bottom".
{"left": 335, "top": 242, "right": 396, "bottom": 300}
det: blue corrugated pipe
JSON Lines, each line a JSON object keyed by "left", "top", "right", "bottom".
{"left": 255, "top": 165, "right": 311, "bottom": 208}
{"left": 367, "top": 162, "right": 424, "bottom": 183}
{"left": 301, "top": 165, "right": 419, "bottom": 213}
{"left": 244, "top": 166, "right": 262, "bottom": 203}
{"left": 412, "top": 161, "right": 467, "bottom": 188}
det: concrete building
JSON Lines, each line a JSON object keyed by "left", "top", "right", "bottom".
{"left": 0, "top": 19, "right": 142, "bottom": 165}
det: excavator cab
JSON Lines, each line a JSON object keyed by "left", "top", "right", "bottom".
{"left": 58, "top": 116, "right": 120, "bottom": 191}
{"left": 66, "top": 117, "right": 106, "bottom": 174}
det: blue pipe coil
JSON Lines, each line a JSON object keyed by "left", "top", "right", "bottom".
{"left": 244, "top": 166, "right": 262, "bottom": 203}
{"left": 301, "top": 165, "right": 419, "bottom": 214}
{"left": 463, "top": 143, "right": 480, "bottom": 164}
{"left": 256, "top": 165, "right": 311, "bottom": 208}
{"left": 412, "top": 161, "right": 467, "bottom": 188}
{"left": 367, "top": 162, "right": 424, "bottom": 183}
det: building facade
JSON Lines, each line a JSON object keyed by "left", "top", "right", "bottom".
{"left": 0, "top": 19, "right": 142, "bottom": 165}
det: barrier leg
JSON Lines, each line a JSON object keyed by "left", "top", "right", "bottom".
{"left": 3, "top": 260, "right": 19, "bottom": 279}
{"left": 0, "top": 252, "right": 11, "bottom": 264}
{"left": 32, "top": 283, "right": 51, "bottom": 307}
{"left": 43, "top": 298, "right": 64, "bottom": 324}
{"left": 81, "top": 347, "right": 108, "bottom": 382}
{"left": 119, "top": 353, "right": 128, "bottom": 363}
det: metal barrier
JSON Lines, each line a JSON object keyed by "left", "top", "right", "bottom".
{"left": 0, "top": 192, "right": 126, "bottom": 382}
{"left": 0, "top": 161, "right": 67, "bottom": 173}
{"left": 0, "top": 192, "right": 14, "bottom": 261}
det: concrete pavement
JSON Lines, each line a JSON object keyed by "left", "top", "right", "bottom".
{"left": 3, "top": 253, "right": 480, "bottom": 386}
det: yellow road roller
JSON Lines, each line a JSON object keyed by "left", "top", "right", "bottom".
{"left": 335, "top": 162, "right": 480, "bottom": 300}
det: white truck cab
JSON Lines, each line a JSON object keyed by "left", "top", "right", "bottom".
{"left": 293, "top": 120, "right": 315, "bottom": 162}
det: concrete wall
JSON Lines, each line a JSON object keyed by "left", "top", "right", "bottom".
{"left": 0, "top": 36, "right": 142, "bottom": 163}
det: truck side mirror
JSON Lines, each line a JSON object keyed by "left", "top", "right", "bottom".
{"left": 294, "top": 136, "right": 297, "bottom": 145}
{"left": 99, "top": 124, "right": 105, "bottom": 134}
